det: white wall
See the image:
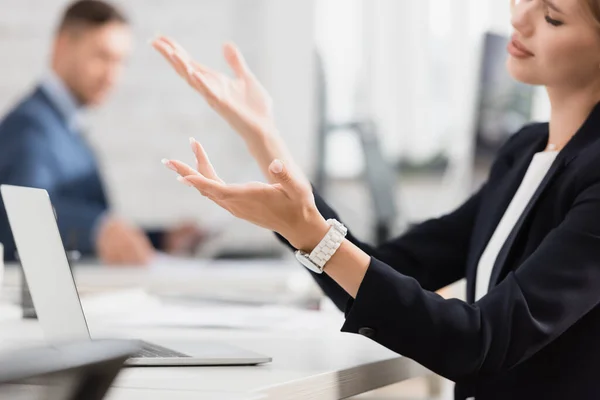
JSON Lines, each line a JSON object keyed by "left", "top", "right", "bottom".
{"left": 0, "top": 0, "right": 316, "bottom": 250}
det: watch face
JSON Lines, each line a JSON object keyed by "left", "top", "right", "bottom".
{"left": 295, "top": 252, "right": 323, "bottom": 274}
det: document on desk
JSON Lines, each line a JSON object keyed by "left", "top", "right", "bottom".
{"left": 81, "top": 289, "right": 343, "bottom": 331}
{"left": 82, "top": 255, "right": 324, "bottom": 308}
{"left": 111, "top": 303, "right": 342, "bottom": 330}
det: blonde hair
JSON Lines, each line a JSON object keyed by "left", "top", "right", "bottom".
{"left": 510, "top": 0, "right": 600, "bottom": 30}
{"left": 581, "top": 0, "right": 600, "bottom": 30}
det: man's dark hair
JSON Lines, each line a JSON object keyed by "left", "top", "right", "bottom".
{"left": 57, "top": 0, "right": 128, "bottom": 33}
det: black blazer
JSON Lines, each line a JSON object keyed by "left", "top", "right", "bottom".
{"left": 278, "top": 103, "right": 600, "bottom": 399}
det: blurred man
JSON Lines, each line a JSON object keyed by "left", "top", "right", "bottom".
{"left": 0, "top": 0, "right": 203, "bottom": 264}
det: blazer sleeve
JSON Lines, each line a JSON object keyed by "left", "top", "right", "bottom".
{"left": 4, "top": 117, "right": 105, "bottom": 254}
{"left": 274, "top": 127, "right": 528, "bottom": 312}
{"left": 340, "top": 175, "right": 600, "bottom": 382}
{"left": 277, "top": 185, "right": 485, "bottom": 311}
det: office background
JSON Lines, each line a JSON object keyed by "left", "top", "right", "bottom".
{"left": 0, "top": 0, "right": 552, "bottom": 255}
{"left": 0, "top": 1, "right": 558, "bottom": 398}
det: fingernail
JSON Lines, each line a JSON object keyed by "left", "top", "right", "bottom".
{"left": 271, "top": 159, "right": 284, "bottom": 174}
{"left": 161, "top": 158, "right": 177, "bottom": 172}
{"left": 177, "top": 176, "right": 193, "bottom": 187}
{"left": 189, "top": 137, "right": 196, "bottom": 147}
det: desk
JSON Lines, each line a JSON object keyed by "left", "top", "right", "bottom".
{"left": 107, "top": 388, "right": 261, "bottom": 400}
{"left": 0, "top": 260, "right": 429, "bottom": 399}
{"left": 2, "top": 259, "right": 323, "bottom": 307}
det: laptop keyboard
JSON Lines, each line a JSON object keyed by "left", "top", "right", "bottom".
{"left": 133, "top": 341, "right": 190, "bottom": 358}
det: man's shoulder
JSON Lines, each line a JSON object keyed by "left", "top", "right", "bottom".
{"left": 0, "top": 88, "right": 57, "bottom": 136}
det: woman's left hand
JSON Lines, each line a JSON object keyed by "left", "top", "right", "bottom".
{"left": 152, "top": 36, "right": 275, "bottom": 143}
{"left": 162, "top": 138, "right": 329, "bottom": 252}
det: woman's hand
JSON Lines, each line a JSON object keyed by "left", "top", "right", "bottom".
{"left": 152, "top": 36, "right": 275, "bottom": 142}
{"left": 162, "top": 138, "right": 329, "bottom": 252}
{"left": 152, "top": 36, "right": 306, "bottom": 186}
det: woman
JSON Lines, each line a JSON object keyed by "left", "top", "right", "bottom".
{"left": 154, "top": 0, "right": 600, "bottom": 398}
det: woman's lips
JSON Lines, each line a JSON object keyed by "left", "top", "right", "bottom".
{"left": 508, "top": 35, "right": 534, "bottom": 58}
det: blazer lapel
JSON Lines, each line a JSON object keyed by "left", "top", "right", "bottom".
{"left": 466, "top": 134, "right": 546, "bottom": 301}
{"left": 486, "top": 101, "right": 600, "bottom": 292}
{"left": 486, "top": 156, "right": 566, "bottom": 291}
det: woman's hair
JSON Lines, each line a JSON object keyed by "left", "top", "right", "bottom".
{"left": 581, "top": 0, "right": 600, "bottom": 30}
{"left": 510, "top": 0, "right": 600, "bottom": 30}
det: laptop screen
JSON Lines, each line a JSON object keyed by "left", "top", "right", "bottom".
{"left": 1, "top": 185, "right": 91, "bottom": 344}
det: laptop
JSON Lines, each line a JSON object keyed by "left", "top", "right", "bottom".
{"left": 1, "top": 184, "right": 272, "bottom": 367}
{"left": 0, "top": 339, "right": 138, "bottom": 399}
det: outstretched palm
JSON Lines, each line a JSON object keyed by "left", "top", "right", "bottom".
{"left": 153, "top": 36, "right": 274, "bottom": 139}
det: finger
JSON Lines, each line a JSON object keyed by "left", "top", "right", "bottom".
{"left": 152, "top": 38, "right": 193, "bottom": 79}
{"left": 268, "top": 159, "right": 304, "bottom": 195}
{"left": 175, "top": 174, "right": 220, "bottom": 200}
{"left": 191, "top": 60, "right": 219, "bottom": 75}
{"left": 154, "top": 36, "right": 193, "bottom": 66}
{"left": 181, "top": 174, "right": 232, "bottom": 200}
{"left": 156, "top": 36, "right": 190, "bottom": 60}
{"left": 153, "top": 37, "right": 219, "bottom": 78}
{"left": 162, "top": 159, "right": 199, "bottom": 177}
{"left": 152, "top": 40, "right": 185, "bottom": 75}
{"left": 170, "top": 50, "right": 195, "bottom": 81}
{"left": 189, "top": 137, "right": 223, "bottom": 182}
{"left": 223, "top": 42, "right": 251, "bottom": 79}
{"left": 151, "top": 38, "right": 173, "bottom": 55}
{"left": 165, "top": 53, "right": 221, "bottom": 109}
{"left": 189, "top": 70, "right": 220, "bottom": 107}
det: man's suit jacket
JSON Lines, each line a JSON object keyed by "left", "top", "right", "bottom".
{"left": 0, "top": 87, "right": 161, "bottom": 261}
{"left": 278, "top": 103, "right": 600, "bottom": 399}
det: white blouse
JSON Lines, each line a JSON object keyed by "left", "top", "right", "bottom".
{"left": 474, "top": 150, "right": 559, "bottom": 301}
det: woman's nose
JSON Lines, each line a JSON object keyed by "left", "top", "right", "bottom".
{"left": 511, "top": 0, "right": 535, "bottom": 37}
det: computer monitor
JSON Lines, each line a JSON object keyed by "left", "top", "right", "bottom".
{"left": 313, "top": 50, "right": 399, "bottom": 244}
{"left": 474, "top": 32, "right": 535, "bottom": 163}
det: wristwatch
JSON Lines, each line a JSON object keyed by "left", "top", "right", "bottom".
{"left": 295, "top": 219, "right": 347, "bottom": 274}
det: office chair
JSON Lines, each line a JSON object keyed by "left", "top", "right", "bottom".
{"left": 313, "top": 51, "right": 399, "bottom": 244}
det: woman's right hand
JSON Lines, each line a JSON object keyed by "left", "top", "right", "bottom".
{"left": 152, "top": 36, "right": 307, "bottom": 187}
{"left": 152, "top": 36, "right": 275, "bottom": 142}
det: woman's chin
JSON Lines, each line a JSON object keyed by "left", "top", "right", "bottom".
{"left": 506, "top": 57, "right": 542, "bottom": 85}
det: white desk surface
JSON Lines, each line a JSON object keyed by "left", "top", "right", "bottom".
{"left": 0, "top": 260, "right": 429, "bottom": 399}
{"left": 106, "top": 388, "right": 263, "bottom": 400}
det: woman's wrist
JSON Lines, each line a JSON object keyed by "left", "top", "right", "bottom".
{"left": 245, "top": 125, "right": 280, "bottom": 155}
{"left": 286, "top": 213, "right": 330, "bottom": 253}
{"left": 244, "top": 126, "right": 303, "bottom": 184}
{"left": 243, "top": 120, "right": 278, "bottom": 145}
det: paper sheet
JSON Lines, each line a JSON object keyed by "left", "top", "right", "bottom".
{"left": 81, "top": 289, "right": 342, "bottom": 331}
